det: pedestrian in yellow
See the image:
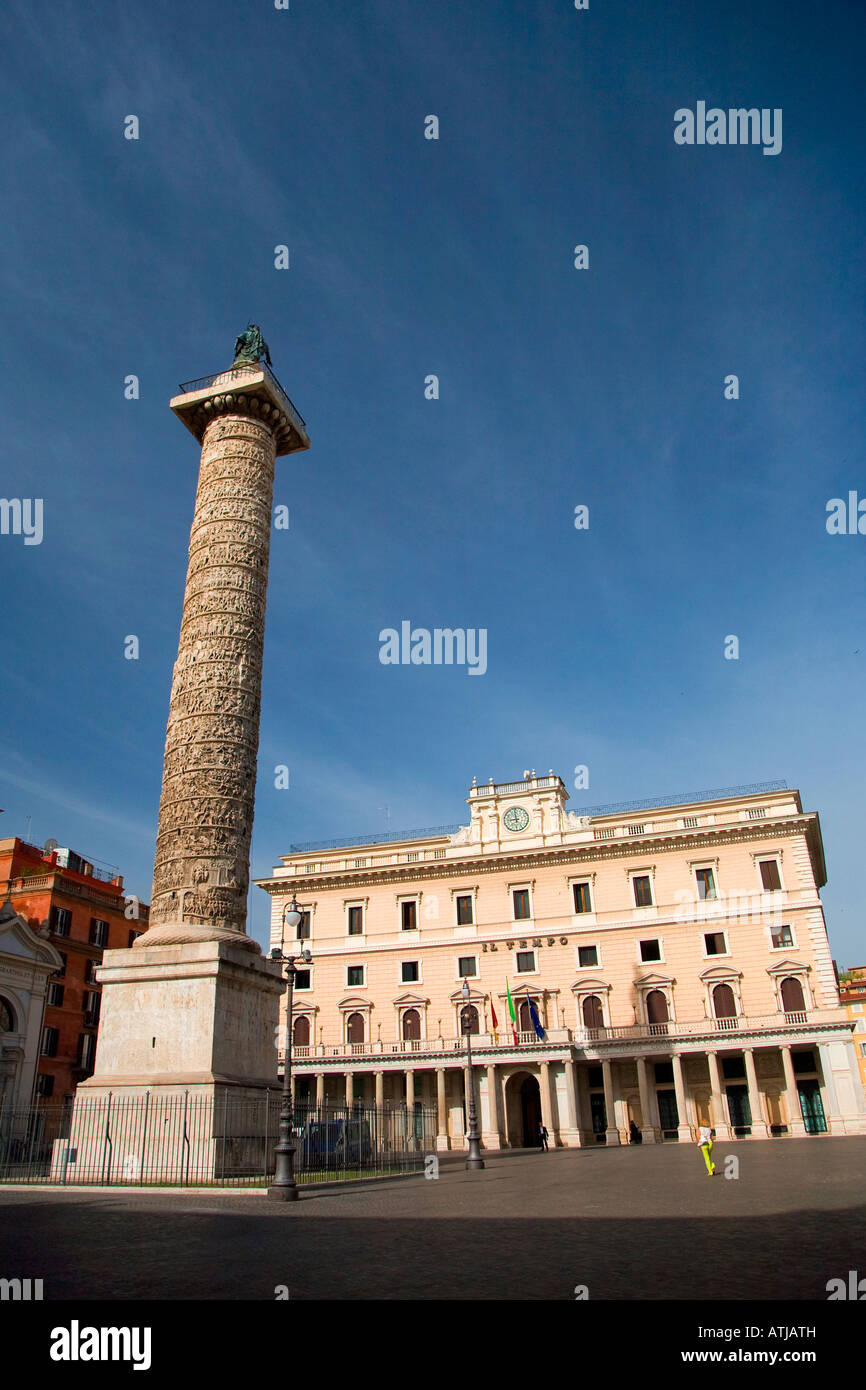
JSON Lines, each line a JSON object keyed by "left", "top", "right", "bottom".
{"left": 697, "top": 1123, "right": 715, "bottom": 1175}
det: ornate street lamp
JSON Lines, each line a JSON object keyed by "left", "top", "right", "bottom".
{"left": 461, "top": 978, "right": 485, "bottom": 1170}
{"left": 268, "top": 896, "right": 311, "bottom": 1201}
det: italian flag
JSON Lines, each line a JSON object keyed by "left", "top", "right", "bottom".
{"left": 506, "top": 979, "right": 518, "bottom": 1043}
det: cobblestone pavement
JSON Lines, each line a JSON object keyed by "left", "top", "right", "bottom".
{"left": 1, "top": 1138, "right": 863, "bottom": 1300}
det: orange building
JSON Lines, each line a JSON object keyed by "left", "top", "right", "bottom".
{"left": 839, "top": 966, "right": 866, "bottom": 1097}
{"left": 0, "top": 838, "right": 149, "bottom": 1102}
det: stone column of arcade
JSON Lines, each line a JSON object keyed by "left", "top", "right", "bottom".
{"left": 69, "top": 330, "right": 311, "bottom": 1184}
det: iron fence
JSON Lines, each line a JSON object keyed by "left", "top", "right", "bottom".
{"left": 0, "top": 1095, "right": 437, "bottom": 1189}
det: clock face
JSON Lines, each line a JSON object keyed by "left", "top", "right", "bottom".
{"left": 503, "top": 805, "right": 530, "bottom": 833}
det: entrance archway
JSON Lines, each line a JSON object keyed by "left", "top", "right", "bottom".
{"left": 504, "top": 1071, "right": 542, "bottom": 1147}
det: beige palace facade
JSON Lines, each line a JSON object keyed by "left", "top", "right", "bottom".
{"left": 256, "top": 775, "right": 866, "bottom": 1148}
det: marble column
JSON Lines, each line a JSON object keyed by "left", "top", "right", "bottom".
{"left": 436, "top": 1067, "right": 450, "bottom": 1150}
{"left": 561, "top": 1059, "right": 582, "bottom": 1146}
{"left": 779, "top": 1046, "right": 807, "bottom": 1136}
{"left": 706, "top": 1050, "right": 732, "bottom": 1139}
{"left": 316, "top": 1072, "right": 324, "bottom": 1108}
{"left": 345, "top": 1072, "right": 354, "bottom": 1109}
{"left": 743, "top": 1049, "right": 770, "bottom": 1138}
{"left": 636, "top": 1056, "right": 657, "bottom": 1143}
{"left": 671, "top": 1054, "right": 693, "bottom": 1141}
{"left": 601, "top": 1059, "right": 620, "bottom": 1145}
{"left": 482, "top": 1064, "right": 501, "bottom": 1150}
{"left": 375, "top": 1071, "right": 384, "bottom": 1109}
{"left": 539, "top": 1061, "right": 555, "bottom": 1146}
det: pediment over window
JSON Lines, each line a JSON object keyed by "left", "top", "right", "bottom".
{"left": 337, "top": 995, "right": 372, "bottom": 1012}
{"left": 570, "top": 977, "right": 611, "bottom": 995}
{"left": 392, "top": 992, "right": 429, "bottom": 1007}
{"left": 700, "top": 964, "right": 743, "bottom": 983}
{"left": 766, "top": 958, "right": 810, "bottom": 977}
{"left": 634, "top": 972, "right": 675, "bottom": 990}
{"left": 449, "top": 986, "right": 485, "bottom": 1003}
{"left": 508, "top": 982, "right": 557, "bottom": 998}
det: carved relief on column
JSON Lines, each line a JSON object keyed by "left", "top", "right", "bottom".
{"left": 137, "top": 411, "right": 278, "bottom": 949}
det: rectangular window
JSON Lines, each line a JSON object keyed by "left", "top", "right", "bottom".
{"left": 84, "top": 958, "right": 98, "bottom": 984}
{"left": 51, "top": 907, "right": 71, "bottom": 938}
{"left": 628, "top": 823, "right": 645, "bottom": 837}
{"left": 406, "top": 853, "right": 419, "bottom": 863}
{"left": 35, "top": 1074, "right": 55, "bottom": 1098}
{"left": 457, "top": 956, "right": 477, "bottom": 978}
{"left": 297, "top": 911, "right": 311, "bottom": 940}
{"left": 516, "top": 950, "right": 536, "bottom": 973}
{"left": 79, "top": 1034, "right": 96, "bottom": 1071}
{"left": 41, "top": 1027, "right": 59, "bottom": 1058}
{"left": 747, "top": 808, "right": 766, "bottom": 820}
{"left": 401, "top": 901, "right": 417, "bottom": 931}
{"left": 295, "top": 969, "right": 311, "bottom": 990}
{"left": 682, "top": 816, "right": 700, "bottom": 829}
{"left": 696, "top": 867, "right": 716, "bottom": 900}
{"left": 639, "top": 938, "right": 661, "bottom": 963}
{"left": 433, "top": 849, "right": 445, "bottom": 860}
{"left": 572, "top": 882, "right": 592, "bottom": 914}
{"left": 771, "top": 925, "right": 793, "bottom": 949}
{"left": 127, "top": 930, "right": 139, "bottom": 949}
{"left": 759, "top": 860, "right": 782, "bottom": 891}
{"left": 57, "top": 953, "right": 67, "bottom": 977}
{"left": 455, "top": 895, "right": 474, "bottom": 925}
{"left": 347, "top": 906, "right": 363, "bottom": 935}
{"left": 704, "top": 932, "right": 727, "bottom": 956}
{"left": 633, "top": 875, "right": 653, "bottom": 908}
{"left": 578, "top": 945, "right": 598, "bottom": 968}
{"left": 354, "top": 857, "right": 368, "bottom": 869}
{"left": 347, "top": 965, "right": 364, "bottom": 987}
{"left": 401, "top": 961, "right": 419, "bottom": 983}
{"left": 82, "top": 991, "right": 101, "bottom": 1027}
{"left": 48, "top": 983, "right": 65, "bottom": 1007}
{"left": 89, "top": 918, "right": 109, "bottom": 948}
{"left": 512, "top": 889, "right": 531, "bottom": 920}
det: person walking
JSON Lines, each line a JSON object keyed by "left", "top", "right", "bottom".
{"left": 538, "top": 1123, "right": 549, "bottom": 1152}
{"left": 697, "top": 1123, "right": 715, "bottom": 1175}
{"left": 629, "top": 1119, "right": 642, "bottom": 1144}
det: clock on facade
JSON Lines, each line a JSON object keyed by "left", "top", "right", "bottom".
{"left": 503, "top": 806, "right": 530, "bottom": 833}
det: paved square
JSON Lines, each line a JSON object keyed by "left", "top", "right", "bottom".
{"left": 1, "top": 1138, "right": 863, "bottom": 1300}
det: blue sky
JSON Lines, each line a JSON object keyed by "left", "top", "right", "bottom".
{"left": 1, "top": 0, "right": 864, "bottom": 961}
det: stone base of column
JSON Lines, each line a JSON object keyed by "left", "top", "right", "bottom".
{"left": 677, "top": 1124, "right": 693, "bottom": 1143}
{"left": 132, "top": 923, "right": 261, "bottom": 951}
{"left": 81, "top": 939, "right": 284, "bottom": 1091}
{"left": 481, "top": 1131, "right": 502, "bottom": 1151}
{"left": 435, "top": 1134, "right": 451, "bottom": 1151}
{"left": 712, "top": 1122, "right": 732, "bottom": 1140}
{"left": 557, "top": 1127, "right": 581, "bottom": 1148}
{"left": 604, "top": 1127, "right": 621, "bottom": 1146}
{"left": 786, "top": 1118, "right": 807, "bottom": 1137}
{"left": 747, "top": 1123, "right": 771, "bottom": 1139}
{"left": 640, "top": 1126, "right": 658, "bottom": 1144}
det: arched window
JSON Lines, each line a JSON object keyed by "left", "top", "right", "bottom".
{"left": 518, "top": 1000, "right": 536, "bottom": 1032}
{"left": 646, "top": 989, "right": 669, "bottom": 1025}
{"left": 582, "top": 995, "right": 604, "bottom": 1029}
{"left": 712, "top": 983, "right": 737, "bottom": 1019}
{"left": 402, "top": 1008, "right": 421, "bottom": 1040}
{"left": 460, "top": 1004, "right": 479, "bottom": 1035}
{"left": 0, "top": 998, "right": 14, "bottom": 1034}
{"left": 293, "top": 1015, "right": 310, "bottom": 1047}
{"left": 346, "top": 1012, "right": 365, "bottom": 1045}
{"left": 780, "top": 976, "right": 805, "bottom": 1013}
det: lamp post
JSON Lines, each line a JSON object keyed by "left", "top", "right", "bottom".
{"left": 268, "top": 896, "right": 311, "bottom": 1201}
{"left": 461, "top": 978, "right": 485, "bottom": 1170}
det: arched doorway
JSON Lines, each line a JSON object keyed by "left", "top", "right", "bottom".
{"left": 646, "top": 989, "right": 669, "bottom": 1031}
{"left": 460, "top": 1003, "right": 479, "bottom": 1035}
{"left": 582, "top": 995, "right": 604, "bottom": 1029}
{"left": 713, "top": 983, "right": 737, "bottom": 1019}
{"left": 402, "top": 1008, "right": 421, "bottom": 1041}
{"left": 504, "top": 1071, "right": 542, "bottom": 1147}
{"left": 781, "top": 977, "right": 805, "bottom": 1014}
{"left": 346, "top": 1012, "right": 365, "bottom": 1045}
{"left": 518, "top": 1000, "right": 535, "bottom": 1033}
{"left": 293, "top": 1015, "right": 310, "bottom": 1047}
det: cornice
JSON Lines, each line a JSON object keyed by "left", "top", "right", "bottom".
{"left": 257, "top": 815, "right": 819, "bottom": 895}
